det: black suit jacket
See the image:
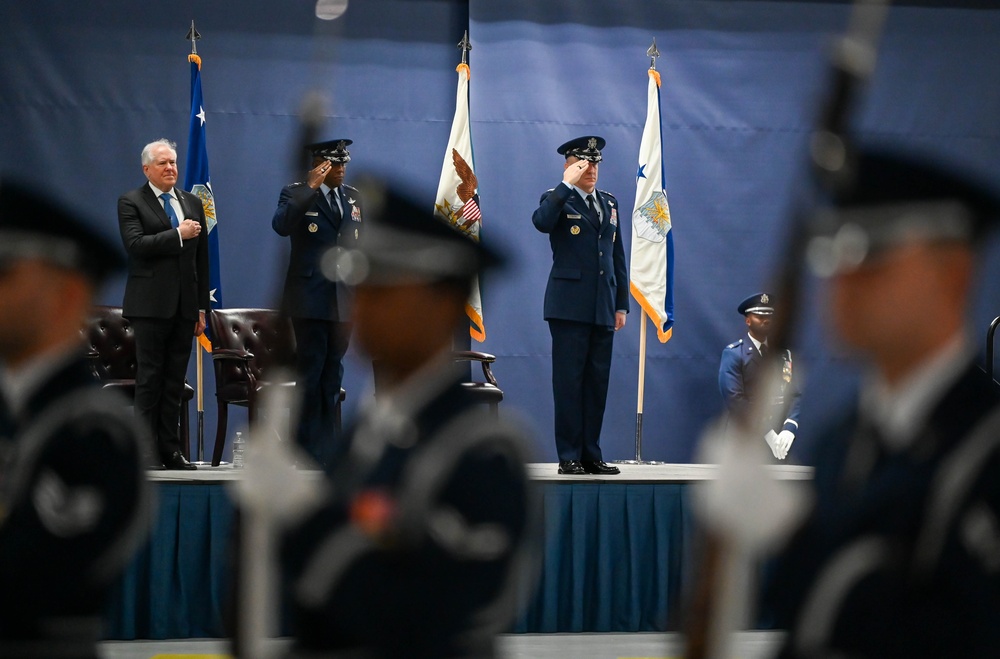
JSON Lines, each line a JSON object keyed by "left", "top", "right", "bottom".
{"left": 117, "top": 183, "right": 210, "bottom": 320}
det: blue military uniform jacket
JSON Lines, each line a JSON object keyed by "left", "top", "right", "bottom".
{"left": 765, "top": 361, "right": 1000, "bottom": 657}
{"left": 280, "top": 362, "right": 536, "bottom": 658}
{"left": 719, "top": 335, "right": 800, "bottom": 434}
{"left": 532, "top": 183, "right": 629, "bottom": 327}
{"left": 0, "top": 355, "right": 150, "bottom": 658}
{"left": 272, "top": 182, "right": 363, "bottom": 321}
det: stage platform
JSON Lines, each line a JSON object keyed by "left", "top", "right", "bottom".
{"left": 107, "top": 463, "right": 812, "bottom": 640}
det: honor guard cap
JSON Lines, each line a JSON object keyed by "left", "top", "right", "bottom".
{"left": 323, "top": 175, "right": 505, "bottom": 286}
{"left": 0, "top": 177, "right": 125, "bottom": 284}
{"left": 309, "top": 139, "right": 352, "bottom": 164}
{"left": 557, "top": 136, "right": 605, "bottom": 163}
{"left": 808, "top": 148, "right": 1000, "bottom": 277}
{"left": 738, "top": 293, "right": 774, "bottom": 316}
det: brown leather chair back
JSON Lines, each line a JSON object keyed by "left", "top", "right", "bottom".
{"left": 209, "top": 308, "right": 297, "bottom": 386}
{"left": 85, "top": 305, "right": 137, "bottom": 383}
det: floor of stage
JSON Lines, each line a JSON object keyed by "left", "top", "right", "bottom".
{"left": 151, "top": 461, "right": 814, "bottom": 482}
{"left": 100, "top": 631, "right": 785, "bottom": 658}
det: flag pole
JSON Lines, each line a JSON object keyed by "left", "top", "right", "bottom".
{"left": 636, "top": 309, "right": 648, "bottom": 459}
{"left": 186, "top": 19, "right": 211, "bottom": 466}
{"left": 616, "top": 39, "right": 667, "bottom": 466}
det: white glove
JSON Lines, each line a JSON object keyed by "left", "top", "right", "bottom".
{"left": 776, "top": 430, "right": 795, "bottom": 460}
{"left": 764, "top": 430, "right": 781, "bottom": 459}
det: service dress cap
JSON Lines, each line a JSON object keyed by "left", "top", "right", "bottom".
{"left": 808, "top": 148, "right": 1000, "bottom": 276}
{"left": 0, "top": 177, "right": 125, "bottom": 284}
{"left": 308, "top": 139, "right": 353, "bottom": 164}
{"left": 323, "top": 175, "right": 505, "bottom": 286}
{"left": 556, "top": 136, "right": 605, "bottom": 163}
{"left": 738, "top": 293, "right": 775, "bottom": 316}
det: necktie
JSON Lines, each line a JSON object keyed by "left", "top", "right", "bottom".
{"left": 760, "top": 343, "right": 769, "bottom": 359}
{"left": 160, "top": 193, "right": 179, "bottom": 228}
{"left": 586, "top": 194, "right": 598, "bottom": 224}
{"left": 329, "top": 189, "right": 342, "bottom": 220}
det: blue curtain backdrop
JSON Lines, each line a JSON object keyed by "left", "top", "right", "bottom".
{"left": 2, "top": 1, "right": 999, "bottom": 464}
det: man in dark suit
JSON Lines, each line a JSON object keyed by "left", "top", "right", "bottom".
{"left": 765, "top": 148, "right": 1000, "bottom": 658}
{"left": 532, "top": 136, "right": 628, "bottom": 475}
{"left": 719, "top": 292, "right": 800, "bottom": 460}
{"left": 273, "top": 139, "right": 363, "bottom": 469}
{"left": 280, "top": 179, "right": 536, "bottom": 657}
{"left": 118, "top": 138, "right": 209, "bottom": 470}
{"left": 0, "top": 180, "right": 151, "bottom": 658}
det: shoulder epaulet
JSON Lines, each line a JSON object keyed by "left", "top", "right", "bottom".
{"left": 598, "top": 189, "right": 616, "bottom": 200}
{"left": 288, "top": 181, "right": 306, "bottom": 189}
{"left": 725, "top": 339, "right": 744, "bottom": 350}
{"left": 546, "top": 187, "right": 556, "bottom": 193}
{"left": 343, "top": 183, "right": 359, "bottom": 193}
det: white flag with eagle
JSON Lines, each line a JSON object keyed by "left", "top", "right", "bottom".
{"left": 630, "top": 66, "right": 675, "bottom": 343}
{"left": 434, "top": 61, "right": 486, "bottom": 342}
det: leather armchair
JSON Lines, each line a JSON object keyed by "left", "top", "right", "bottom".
{"left": 83, "top": 305, "right": 193, "bottom": 458}
{"left": 208, "top": 308, "right": 345, "bottom": 466}
{"left": 454, "top": 350, "right": 504, "bottom": 416}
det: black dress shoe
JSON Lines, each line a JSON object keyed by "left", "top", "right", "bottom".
{"left": 582, "top": 460, "right": 620, "bottom": 475}
{"left": 558, "top": 460, "right": 586, "bottom": 475}
{"left": 162, "top": 451, "right": 197, "bottom": 471}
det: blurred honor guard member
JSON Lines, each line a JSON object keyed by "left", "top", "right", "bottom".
{"left": 281, "top": 180, "right": 535, "bottom": 658}
{"left": 719, "top": 293, "right": 800, "bottom": 460}
{"left": 0, "top": 181, "right": 150, "bottom": 657}
{"left": 118, "top": 138, "right": 209, "bottom": 470}
{"left": 272, "top": 139, "right": 363, "bottom": 469}
{"left": 765, "top": 149, "right": 1000, "bottom": 658}
{"left": 532, "top": 136, "right": 628, "bottom": 475}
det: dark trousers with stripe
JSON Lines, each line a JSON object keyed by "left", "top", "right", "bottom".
{"left": 548, "top": 319, "right": 614, "bottom": 462}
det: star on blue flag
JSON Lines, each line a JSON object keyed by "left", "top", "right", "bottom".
{"left": 636, "top": 163, "right": 648, "bottom": 181}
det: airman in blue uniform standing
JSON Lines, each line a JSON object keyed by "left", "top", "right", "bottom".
{"left": 532, "top": 136, "right": 628, "bottom": 475}
{"left": 765, "top": 148, "right": 1000, "bottom": 658}
{"left": 273, "top": 139, "right": 363, "bottom": 469}
{"left": 719, "top": 293, "right": 800, "bottom": 459}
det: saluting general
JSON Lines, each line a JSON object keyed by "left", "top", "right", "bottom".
{"left": 272, "top": 139, "right": 363, "bottom": 469}
{"left": 532, "top": 136, "right": 628, "bottom": 476}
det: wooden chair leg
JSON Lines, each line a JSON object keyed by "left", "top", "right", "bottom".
{"left": 212, "top": 402, "right": 229, "bottom": 467}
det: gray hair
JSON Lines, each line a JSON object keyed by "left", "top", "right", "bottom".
{"left": 141, "top": 139, "right": 177, "bottom": 166}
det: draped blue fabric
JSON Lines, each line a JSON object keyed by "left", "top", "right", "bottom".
{"left": 2, "top": 1, "right": 999, "bottom": 466}
{"left": 103, "top": 481, "right": 692, "bottom": 638}
{"left": 106, "top": 484, "right": 235, "bottom": 639}
{"left": 515, "top": 482, "right": 693, "bottom": 633}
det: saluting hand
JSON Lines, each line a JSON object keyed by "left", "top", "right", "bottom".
{"left": 308, "top": 160, "right": 332, "bottom": 189}
{"left": 562, "top": 159, "right": 592, "bottom": 187}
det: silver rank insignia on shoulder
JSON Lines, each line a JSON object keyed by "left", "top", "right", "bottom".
{"left": 308, "top": 222, "right": 319, "bottom": 233}
{"left": 570, "top": 225, "right": 581, "bottom": 235}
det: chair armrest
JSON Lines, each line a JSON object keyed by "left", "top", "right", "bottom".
{"left": 212, "top": 348, "right": 255, "bottom": 362}
{"left": 453, "top": 350, "right": 498, "bottom": 386}
{"left": 453, "top": 350, "right": 495, "bottom": 363}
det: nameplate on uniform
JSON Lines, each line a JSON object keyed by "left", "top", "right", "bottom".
{"left": 567, "top": 214, "right": 582, "bottom": 219}
{"left": 306, "top": 211, "right": 319, "bottom": 216}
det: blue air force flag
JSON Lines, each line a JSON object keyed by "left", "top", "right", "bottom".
{"left": 629, "top": 68, "right": 675, "bottom": 343}
{"left": 183, "top": 54, "right": 223, "bottom": 349}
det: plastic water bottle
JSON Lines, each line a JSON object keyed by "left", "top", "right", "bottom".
{"left": 232, "top": 431, "right": 245, "bottom": 469}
